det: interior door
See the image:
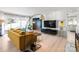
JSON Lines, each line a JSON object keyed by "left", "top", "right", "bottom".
{"left": 33, "top": 18, "right": 42, "bottom": 31}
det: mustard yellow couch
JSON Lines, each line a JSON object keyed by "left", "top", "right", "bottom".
{"left": 8, "top": 29, "right": 37, "bottom": 51}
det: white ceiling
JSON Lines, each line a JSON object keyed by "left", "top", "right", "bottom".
{"left": 0, "top": 7, "right": 79, "bottom": 16}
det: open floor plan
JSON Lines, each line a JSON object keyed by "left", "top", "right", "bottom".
{"left": 0, "top": 7, "right": 78, "bottom": 52}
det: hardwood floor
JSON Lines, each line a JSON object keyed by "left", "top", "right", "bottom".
{"left": 0, "top": 34, "right": 20, "bottom": 52}
{"left": 0, "top": 33, "right": 67, "bottom": 52}
{"left": 36, "top": 33, "right": 67, "bottom": 52}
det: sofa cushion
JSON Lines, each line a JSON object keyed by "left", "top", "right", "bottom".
{"left": 11, "top": 29, "right": 25, "bottom": 35}
{"left": 16, "top": 30, "right": 25, "bottom": 35}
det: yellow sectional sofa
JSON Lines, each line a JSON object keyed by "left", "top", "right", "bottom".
{"left": 8, "top": 29, "right": 37, "bottom": 51}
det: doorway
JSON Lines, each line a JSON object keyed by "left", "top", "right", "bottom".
{"left": 33, "top": 18, "right": 42, "bottom": 31}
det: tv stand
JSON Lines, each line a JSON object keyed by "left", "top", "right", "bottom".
{"left": 41, "top": 28, "right": 57, "bottom": 35}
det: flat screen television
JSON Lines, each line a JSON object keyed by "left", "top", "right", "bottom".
{"left": 44, "top": 20, "right": 56, "bottom": 28}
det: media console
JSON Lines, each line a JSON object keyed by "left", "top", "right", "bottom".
{"left": 41, "top": 28, "right": 58, "bottom": 35}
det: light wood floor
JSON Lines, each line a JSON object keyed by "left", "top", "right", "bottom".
{"left": 0, "top": 34, "right": 20, "bottom": 52}
{"left": 36, "top": 33, "right": 67, "bottom": 52}
{"left": 0, "top": 33, "right": 67, "bottom": 52}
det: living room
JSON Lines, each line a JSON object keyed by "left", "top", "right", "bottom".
{"left": 0, "top": 7, "right": 78, "bottom": 52}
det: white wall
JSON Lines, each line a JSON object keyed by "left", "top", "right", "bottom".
{"left": 45, "top": 11, "right": 65, "bottom": 20}
{"left": 43, "top": 10, "right": 67, "bottom": 30}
